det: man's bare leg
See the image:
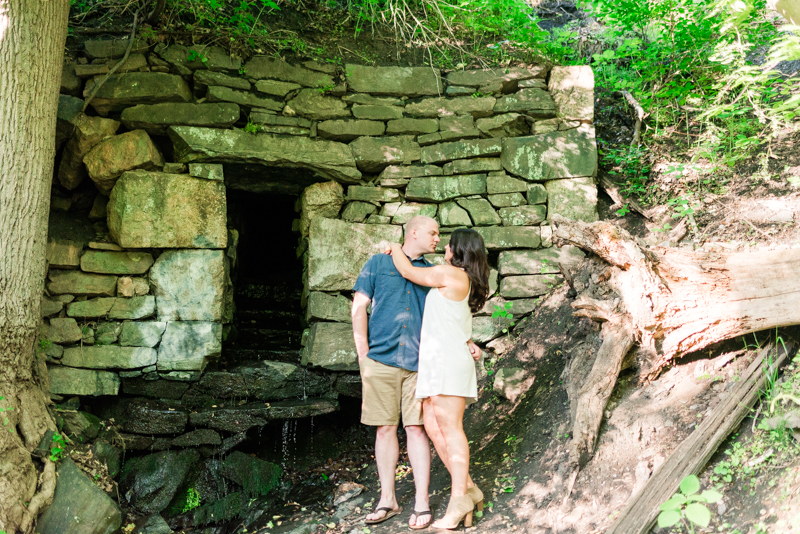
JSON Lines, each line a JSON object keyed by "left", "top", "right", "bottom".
{"left": 405, "top": 424, "right": 431, "bottom": 527}
{"left": 366, "top": 425, "right": 401, "bottom": 522}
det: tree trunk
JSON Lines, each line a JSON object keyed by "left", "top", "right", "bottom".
{"left": 552, "top": 215, "right": 800, "bottom": 468}
{"left": 0, "top": 1, "right": 69, "bottom": 531}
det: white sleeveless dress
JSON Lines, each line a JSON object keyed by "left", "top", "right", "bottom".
{"left": 415, "top": 287, "right": 478, "bottom": 405}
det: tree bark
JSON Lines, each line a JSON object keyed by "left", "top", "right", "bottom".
{"left": 0, "top": 1, "right": 69, "bottom": 531}
{"left": 552, "top": 215, "right": 800, "bottom": 468}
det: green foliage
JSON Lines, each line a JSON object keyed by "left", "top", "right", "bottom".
{"left": 182, "top": 487, "right": 202, "bottom": 513}
{"left": 491, "top": 301, "right": 515, "bottom": 334}
{"left": 50, "top": 433, "right": 66, "bottom": 463}
{"left": 243, "top": 121, "right": 260, "bottom": 134}
{"left": 658, "top": 475, "right": 722, "bottom": 532}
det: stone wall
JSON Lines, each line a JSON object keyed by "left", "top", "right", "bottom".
{"left": 50, "top": 38, "right": 597, "bottom": 425}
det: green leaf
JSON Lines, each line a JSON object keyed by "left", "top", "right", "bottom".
{"left": 680, "top": 475, "right": 701, "bottom": 496}
{"left": 684, "top": 503, "right": 711, "bottom": 527}
{"left": 699, "top": 489, "right": 723, "bottom": 503}
{"left": 657, "top": 510, "right": 681, "bottom": 528}
{"left": 660, "top": 495, "right": 686, "bottom": 511}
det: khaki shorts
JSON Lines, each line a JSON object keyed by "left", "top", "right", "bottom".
{"left": 360, "top": 357, "right": 423, "bottom": 427}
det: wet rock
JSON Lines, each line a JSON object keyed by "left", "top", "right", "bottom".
{"left": 38, "top": 459, "right": 122, "bottom": 534}
{"left": 501, "top": 125, "right": 597, "bottom": 181}
{"left": 405, "top": 174, "right": 487, "bottom": 202}
{"left": 498, "top": 246, "right": 585, "bottom": 276}
{"left": 474, "top": 226, "right": 541, "bottom": 250}
{"left": 546, "top": 177, "right": 599, "bottom": 222}
{"left": 300, "top": 180, "right": 345, "bottom": 236}
{"left": 56, "top": 409, "right": 101, "bottom": 441}
{"left": 84, "top": 72, "right": 192, "bottom": 115}
{"left": 349, "top": 135, "right": 421, "bottom": 172}
{"left": 48, "top": 365, "right": 120, "bottom": 396}
{"left": 302, "top": 322, "right": 358, "bottom": 371}
{"left": 549, "top": 66, "right": 594, "bottom": 122}
{"left": 81, "top": 250, "right": 154, "bottom": 275}
{"left": 42, "top": 317, "right": 83, "bottom": 344}
{"left": 122, "top": 378, "right": 190, "bottom": 400}
{"left": 190, "top": 398, "right": 338, "bottom": 432}
{"left": 171, "top": 429, "right": 221, "bottom": 447}
{"left": 121, "top": 102, "right": 240, "bottom": 135}
{"left": 306, "top": 292, "right": 353, "bottom": 323}
{"left": 84, "top": 130, "right": 165, "bottom": 195}
{"left": 476, "top": 113, "right": 529, "bottom": 137}
{"left": 221, "top": 451, "right": 282, "bottom": 497}
{"left": 438, "top": 201, "right": 472, "bottom": 227}
{"left": 317, "top": 119, "right": 385, "bottom": 142}
{"left": 168, "top": 126, "right": 362, "bottom": 184}
{"left": 405, "top": 96, "right": 495, "bottom": 118}
{"left": 333, "top": 374, "right": 362, "bottom": 398}
{"left": 456, "top": 198, "right": 501, "bottom": 226}
{"left": 92, "top": 439, "right": 123, "bottom": 478}
{"left": 499, "top": 274, "right": 563, "bottom": 298}
{"left": 443, "top": 158, "right": 503, "bottom": 176}
{"left": 114, "top": 398, "right": 188, "bottom": 435}
{"left": 498, "top": 205, "right": 547, "bottom": 226}
{"left": 61, "top": 345, "right": 156, "bottom": 370}
{"left": 346, "top": 65, "right": 443, "bottom": 96}
{"left": 420, "top": 138, "right": 502, "bottom": 164}
{"left": 108, "top": 171, "right": 227, "bottom": 249}
{"left": 157, "top": 321, "right": 222, "bottom": 372}
{"left": 120, "top": 449, "right": 200, "bottom": 514}
{"left": 133, "top": 514, "right": 172, "bottom": 534}
{"left": 307, "top": 218, "right": 402, "bottom": 291}
{"left": 47, "top": 238, "right": 83, "bottom": 268}
{"left": 244, "top": 57, "right": 334, "bottom": 88}
{"left": 119, "top": 321, "right": 167, "bottom": 347}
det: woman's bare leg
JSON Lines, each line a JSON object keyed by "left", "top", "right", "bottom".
{"left": 428, "top": 395, "right": 469, "bottom": 497}
{"left": 423, "top": 398, "right": 475, "bottom": 488}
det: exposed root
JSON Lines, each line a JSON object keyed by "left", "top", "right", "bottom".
{"left": 19, "top": 459, "right": 57, "bottom": 534}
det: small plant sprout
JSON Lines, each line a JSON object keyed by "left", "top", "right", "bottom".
{"left": 492, "top": 301, "right": 515, "bottom": 335}
{"left": 49, "top": 433, "right": 66, "bottom": 462}
{"left": 658, "top": 475, "right": 722, "bottom": 533}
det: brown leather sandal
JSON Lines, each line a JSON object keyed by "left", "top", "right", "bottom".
{"left": 409, "top": 510, "right": 433, "bottom": 530}
{"left": 365, "top": 506, "right": 403, "bottom": 525}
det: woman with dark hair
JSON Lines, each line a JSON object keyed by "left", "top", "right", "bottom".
{"left": 387, "top": 227, "right": 491, "bottom": 530}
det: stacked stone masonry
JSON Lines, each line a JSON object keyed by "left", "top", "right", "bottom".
{"left": 51, "top": 38, "right": 598, "bottom": 443}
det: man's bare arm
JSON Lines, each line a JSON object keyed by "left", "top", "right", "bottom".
{"left": 352, "top": 291, "right": 371, "bottom": 364}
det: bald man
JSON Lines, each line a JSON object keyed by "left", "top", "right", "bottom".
{"left": 351, "top": 216, "right": 439, "bottom": 528}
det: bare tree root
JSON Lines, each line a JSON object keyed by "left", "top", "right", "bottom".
{"left": 19, "top": 459, "right": 56, "bottom": 534}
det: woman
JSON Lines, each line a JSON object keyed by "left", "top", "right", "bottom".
{"left": 388, "top": 228, "right": 491, "bottom": 530}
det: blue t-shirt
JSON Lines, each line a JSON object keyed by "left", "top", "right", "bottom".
{"left": 352, "top": 253, "right": 432, "bottom": 372}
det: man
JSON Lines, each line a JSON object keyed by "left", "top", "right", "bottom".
{"left": 351, "top": 216, "right": 479, "bottom": 529}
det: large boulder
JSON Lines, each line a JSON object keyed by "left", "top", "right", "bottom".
{"left": 61, "top": 346, "right": 157, "bottom": 369}
{"left": 244, "top": 57, "right": 334, "bottom": 87}
{"left": 498, "top": 246, "right": 585, "bottom": 276}
{"left": 84, "top": 72, "right": 192, "bottom": 115}
{"left": 221, "top": 451, "right": 282, "bottom": 497}
{"left": 150, "top": 250, "right": 227, "bottom": 321}
{"left": 121, "top": 102, "right": 240, "bottom": 135}
{"left": 120, "top": 449, "right": 200, "bottom": 514}
{"left": 349, "top": 135, "right": 421, "bottom": 172}
{"left": 300, "top": 181, "right": 345, "bottom": 237}
{"left": 548, "top": 66, "right": 594, "bottom": 122}
{"left": 157, "top": 321, "right": 222, "bottom": 372}
{"left": 38, "top": 459, "right": 122, "bottom": 534}
{"left": 346, "top": 65, "right": 443, "bottom": 96}
{"left": 107, "top": 171, "right": 227, "bottom": 249}
{"left": 405, "top": 174, "right": 487, "bottom": 202}
{"left": 84, "top": 130, "right": 165, "bottom": 195}
{"left": 301, "top": 322, "right": 358, "bottom": 371}
{"left": 501, "top": 125, "right": 597, "bottom": 181}
{"left": 546, "top": 176, "right": 599, "bottom": 222}
{"left": 307, "top": 218, "right": 402, "bottom": 291}
{"left": 48, "top": 366, "right": 120, "bottom": 396}
{"left": 80, "top": 250, "right": 153, "bottom": 275}
{"left": 169, "top": 126, "right": 362, "bottom": 184}
{"left": 57, "top": 114, "right": 121, "bottom": 190}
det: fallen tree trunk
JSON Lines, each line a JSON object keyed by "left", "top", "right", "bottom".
{"left": 552, "top": 215, "right": 800, "bottom": 468}
{"left": 607, "top": 341, "right": 794, "bottom": 534}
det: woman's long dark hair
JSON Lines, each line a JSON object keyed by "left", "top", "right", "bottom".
{"left": 448, "top": 229, "right": 490, "bottom": 313}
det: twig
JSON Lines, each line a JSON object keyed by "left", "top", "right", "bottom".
{"left": 598, "top": 174, "right": 654, "bottom": 220}
{"left": 615, "top": 90, "right": 646, "bottom": 146}
{"left": 82, "top": 8, "right": 142, "bottom": 113}
{"left": 147, "top": 0, "right": 166, "bottom": 25}
{"left": 741, "top": 219, "right": 772, "bottom": 238}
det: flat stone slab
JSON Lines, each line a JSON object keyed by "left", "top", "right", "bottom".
{"left": 488, "top": 192, "right": 527, "bottom": 208}
{"left": 494, "top": 89, "right": 556, "bottom": 117}
{"left": 474, "top": 226, "right": 541, "bottom": 250}
{"left": 48, "top": 270, "right": 117, "bottom": 296}
{"left": 346, "top": 65, "right": 443, "bottom": 97}
{"left": 349, "top": 135, "right": 421, "bottom": 173}
{"left": 444, "top": 158, "right": 503, "bottom": 176}
{"left": 386, "top": 118, "right": 439, "bottom": 135}
{"left": 157, "top": 321, "right": 222, "bottom": 372}
{"left": 347, "top": 186, "right": 402, "bottom": 203}
{"left": 498, "top": 205, "right": 547, "bottom": 226}
{"left": 306, "top": 292, "right": 353, "bottom": 323}
{"left": 85, "top": 38, "right": 149, "bottom": 59}
{"left": 405, "top": 96, "right": 495, "bottom": 118}
{"left": 498, "top": 246, "right": 585, "bottom": 275}
{"left": 119, "top": 321, "right": 167, "bottom": 347}
{"left": 150, "top": 249, "right": 227, "bottom": 321}
{"left": 546, "top": 176, "right": 599, "bottom": 222}
{"left": 391, "top": 202, "right": 438, "bottom": 225}
{"left": 47, "top": 238, "right": 83, "bottom": 268}
{"left": 307, "top": 218, "right": 402, "bottom": 291}
{"left": 549, "top": 66, "right": 594, "bottom": 122}
{"left": 457, "top": 198, "right": 501, "bottom": 226}
{"left": 206, "top": 85, "right": 283, "bottom": 111}
{"left": 499, "top": 274, "right": 563, "bottom": 298}
{"left": 42, "top": 317, "right": 83, "bottom": 344}
{"left": 352, "top": 104, "right": 404, "bottom": 120}
{"left": 189, "top": 398, "right": 339, "bottom": 433}
{"left": 302, "top": 322, "right": 359, "bottom": 370}
{"left": 244, "top": 57, "right": 334, "bottom": 88}
{"left": 108, "top": 171, "right": 227, "bottom": 249}
{"left": 501, "top": 125, "right": 597, "bottom": 181}
{"left": 487, "top": 174, "right": 528, "bottom": 194}
{"left": 421, "top": 138, "right": 503, "bottom": 164}
{"left": 48, "top": 365, "right": 120, "bottom": 396}
{"left": 84, "top": 72, "right": 192, "bottom": 115}
{"left": 286, "top": 89, "right": 349, "bottom": 120}
{"left": 61, "top": 345, "right": 157, "bottom": 369}
{"left": 254, "top": 78, "right": 301, "bottom": 96}
{"left": 80, "top": 250, "right": 153, "bottom": 275}
{"left": 195, "top": 70, "right": 251, "bottom": 91}
{"left": 318, "top": 119, "right": 385, "bottom": 141}
{"left": 121, "top": 103, "right": 240, "bottom": 135}
{"left": 67, "top": 296, "right": 156, "bottom": 320}
{"left": 169, "top": 126, "right": 362, "bottom": 184}
{"left": 405, "top": 175, "right": 487, "bottom": 202}
{"left": 446, "top": 66, "right": 547, "bottom": 88}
